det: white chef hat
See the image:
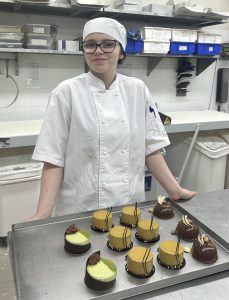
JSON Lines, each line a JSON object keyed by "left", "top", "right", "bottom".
{"left": 83, "top": 17, "right": 127, "bottom": 51}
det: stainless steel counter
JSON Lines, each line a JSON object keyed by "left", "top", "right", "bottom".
{"left": 8, "top": 193, "right": 229, "bottom": 300}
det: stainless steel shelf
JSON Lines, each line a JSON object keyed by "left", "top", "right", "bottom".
{"left": 0, "top": 1, "right": 227, "bottom": 27}
{"left": 0, "top": 48, "right": 83, "bottom": 55}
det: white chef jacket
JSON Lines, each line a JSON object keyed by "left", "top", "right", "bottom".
{"left": 33, "top": 71, "right": 170, "bottom": 216}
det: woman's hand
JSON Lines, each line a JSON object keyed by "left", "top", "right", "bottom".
{"left": 169, "top": 188, "right": 197, "bottom": 201}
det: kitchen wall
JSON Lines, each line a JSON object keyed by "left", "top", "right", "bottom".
{"left": 0, "top": 0, "right": 229, "bottom": 121}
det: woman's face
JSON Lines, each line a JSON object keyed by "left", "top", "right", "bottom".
{"left": 83, "top": 33, "right": 124, "bottom": 77}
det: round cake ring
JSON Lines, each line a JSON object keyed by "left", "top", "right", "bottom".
{"left": 157, "top": 254, "right": 186, "bottom": 270}
{"left": 91, "top": 224, "right": 114, "bottom": 233}
{"left": 125, "top": 264, "right": 155, "bottom": 278}
{"left": 107, "top": 240, "right": 133, "bottom": 252}
{"left": 135, "top": 232, "right": 160, "bottom": 244}
{"left": 120, "top": 218, "right": 137, "bottom": 228}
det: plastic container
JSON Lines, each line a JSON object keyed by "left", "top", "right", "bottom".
{"left": 0, "top": 42, "right": 22, "bottom": 48}
{"left": 165, "top": 134, "right": 229, "bottom": 193}
{"left": 23, "top": 24, "right": 57, "bottom": 36}
{"left": 0, "top": 163, "right": 42, "bottom": 238}
{"left": 140, "top": 27, "right": 171, "bottom": 42}
{"left": 24, "top": 33, "right": 51, "bottom": 46}
{"left": 125, "top": 39, "right": 143, "bottom": 53}
{"left": 142, "top": 3, "right": 173, "bottom": 16}
{"left": 0, "top": 33, "right": 23, "bottom": 43}
{"left": 170, "top": 41, "right": 195, "bottom": 55}
{"left": 143, "top": 41, "right": 170, "bottom": 53}
{"left": 197, "top": 32, "right": 222, "bottom": 44}
{"left": 171, "top": 29, "right": 197, "bottom": 42}
{"left": 23, "top": 44, "right": 52, "bottom": 50}
{"left": 217, "top": 129, "right": 229, "bottom": 188}
{"left": 195, "top": 43, "right": 221, "bottom": 56}
{"left": 0, "top": 25, "right": 21, "bottom": 33}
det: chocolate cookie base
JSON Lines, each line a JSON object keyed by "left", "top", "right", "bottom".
{"left": 64, "top": 240, "right": 91, "bottom": 254}
{"left": 84, "top": 270, "right": 116, "bottom": 291}
{"left": 135, "top": 232, "right": 160, "bottom": 244}
{"left": 157, "top": 254, "right": 186, "bottom": 270}
{"left": 125, "top": 264, "right": 155, "bottom": 278}
{"left": 107, "top": 240, "right": 133, "bottom": 252}
{"left": 91, "top": 224, "right": 114, "bottom": 233}
{"left": 120, "top": 217, "right": 137, "bottom": 228}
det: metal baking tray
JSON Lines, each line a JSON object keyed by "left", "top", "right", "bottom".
{"left": 8, "top": 200, "right": 229, "bottom": 300}
{"left": 172, "top": 189, "right": 229, "bottom": 251}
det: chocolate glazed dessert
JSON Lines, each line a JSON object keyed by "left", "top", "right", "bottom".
{"left": 153, "top": 195, "right": 174, "bottom": 219}
{"left": 191, "top": 234, "right": 218, "bottom": 264}
{"left": 175, "top": 215, "right": 199, "bottom": 241}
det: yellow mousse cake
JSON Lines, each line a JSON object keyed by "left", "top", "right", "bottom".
{"left": 126, "top": 246, "right": 154, "bottom": 277}
{"left": 108, "top": 226, "right": 132, "bottom": 251}
{"left": 158, "top": 240, "right": 184, "bottom": 269}
{"left": 85, "top": 251, "right": 117, "bottom": 291}
{"left": 121, "top": 206, "right": 141, "bottom": 226}
{"left": 137, "top": 219, "right": 159, "bottom": 242}
{"left": 92, "top": 209, "right": 113, "bottom": 231}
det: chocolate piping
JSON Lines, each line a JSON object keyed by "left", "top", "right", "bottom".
{"left": 175, "top": 236, "right": 181, "bottom": 267}
{"left": 142, "top": 247, "right": 151, "bottom": 275}
{"left": 105, "top": 207, "right": 112, "bottom": 230}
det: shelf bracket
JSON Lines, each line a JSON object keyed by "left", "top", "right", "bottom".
{"left": 196, "top": 57, "right": 217, "bottom": 76}
{"left": 0, "top": 55, "right": 18, "bottom": 76}
{"left": 147, "top": 57, "right": 163, "bottom": 76}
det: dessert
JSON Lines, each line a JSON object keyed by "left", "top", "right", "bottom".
{"left": 91, "top": 208, "right": 113, "bottom": 232}
{"left": 120, "top": 204, "right": 141, "bottom": 226}
{"left": 153, "top": 195, "right": 174, "bottom": 219}
{"left": 191, "top": 234, "right": 218, "bottom": 264}
{"left": 126, "top": 246, "right": 154, "bottom": 278}
{"left": 174, "top": 215, "right": 199, "bottom": 241}
{"left": 158, "top": 240, "right": 185, "bottom": 269}
{"left": 136, "top": 219, "right": 159, "bottom": 242}
{"left": 64, "top": 224, "right": 91, "bottom": 254}
{"left": 84, "top": 251, "right": 117, "bottom": 291}
{"left": 108, "top": 226, "right": 132, "bottom": 251}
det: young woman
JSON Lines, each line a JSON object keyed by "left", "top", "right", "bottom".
{"left": 29, "top": 17, "right": 196, "bottom": 220}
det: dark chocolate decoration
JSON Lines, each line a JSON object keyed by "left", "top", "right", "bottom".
{"left": 88, "top": 252, "right": 100, "bottom": 265}
{"left": 65, "top": 224, "right": 79, "bottom": 235}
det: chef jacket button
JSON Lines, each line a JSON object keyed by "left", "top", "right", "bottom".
{"left": 121, "top": 149, "right": 126, "bottom": 153}
{"left": 123, "top": 178, "right": 128, "bottom": 183}
{"left": 102, "top": 120, "right": 106, "bottom": 124}
{"left": 103, "top": 151, "right": 107, "bottom": 155}
{"left": 101, "top": 183, "right": 106, "bottom": 187}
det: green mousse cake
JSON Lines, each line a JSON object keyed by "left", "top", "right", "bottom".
{"left": 64, "top": 224, "right": 91, "bottom": 254}
{"left": 85, "top": 251, "right": 117, "bottom": 290}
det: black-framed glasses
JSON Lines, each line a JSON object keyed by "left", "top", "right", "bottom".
{"left": 81, "top": 40, "right": 117, "bottom": 54}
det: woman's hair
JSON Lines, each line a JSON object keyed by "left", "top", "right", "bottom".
{"left": 118, "top": 44, "right": 126, "bottom": 65}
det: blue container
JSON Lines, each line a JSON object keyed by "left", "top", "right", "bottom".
{"left": 145, "top": 171, "right": 152, "bottom": 192}
{"left": 169, "top": 42, "right": 195, "bottom": 55}
{"left": 125, "top": 38, "right": 143, "bottom": 53}
{"left": 195, "top": 43, "right": 221, "bottom": 55}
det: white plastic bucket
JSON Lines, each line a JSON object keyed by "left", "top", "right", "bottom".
{"left": 216, "top": 129, "right": 229, "bottom": 188}
{"left": 165, "top": 133, "right": 229, "bottom": 193}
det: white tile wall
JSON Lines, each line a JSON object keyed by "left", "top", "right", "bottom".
{"left": 0, "top": 5, "right": 228, "bottom": 121}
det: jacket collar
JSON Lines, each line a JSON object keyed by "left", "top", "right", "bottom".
{"left": 87, "top": 71, "right": 119, "bottom": 91}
